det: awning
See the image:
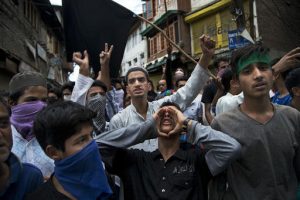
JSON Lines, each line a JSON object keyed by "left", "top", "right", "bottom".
{"left": 145, "top": 52, "right": 179, "bottom": 73}
{"left": 146, "top": 57, "right": 167, "bottom": 73}
{"left": 141, "top": 10, "right": 181, "bottom": 37}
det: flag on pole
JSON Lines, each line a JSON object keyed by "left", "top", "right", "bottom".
{"left": 63, "top": 0, "right": 138, "bottom": 78}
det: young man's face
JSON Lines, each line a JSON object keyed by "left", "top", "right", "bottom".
{"left": 60, "top": 123, "right": 93, "bottom": 159}
{"left": 0, "top": 103, "right": 12, "bottom": 163}
{"left": 62, "top": 88, "right": 72, "bottom": 100}
{"left": 115, "top": 83, "right": 123, "bottom": 90}
{"left": 158, "top": 80, "right": 167, "bottom": 92}
{"left": 217, "top": 61, "right": 229, "bottom": 77}
{"left": 16, "top": 86, "right": 48, "bottom": 105}
{"left": 159, "top": 106, "right": 177, "bottom": 134}
{"left": 48, "top": 92, "right": 58, "bottom": 100}
{"left": 177, "top": 80, "right": 187, "bottom": 90}
{"left": 174, "top": 68, "right": 184, "bottom": 81}
{"left": 87, "top": 86, "right": 106, "bottom": 101}
{"left": 238, "top": 63, "right": 273, "bottom": 98}
{"left": 126, "top": 71, "right": 149, "bottom": 99}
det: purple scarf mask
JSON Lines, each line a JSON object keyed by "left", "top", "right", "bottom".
{"left": 11, "top": 100, "right": 46, "bottom": 141}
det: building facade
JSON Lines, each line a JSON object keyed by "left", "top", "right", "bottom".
{"left": 141, "top": 0, "right": 192, "bottom": 85}
{"left": 0, "top": 0, "right": 66, "bottom": 90}
{"left": 185, "top": 0, "right": 252, "bottom": 61}
{"left": 185, "top": 0, "right": 300, "bottom": 62}
{"left": 121, "top": 19, "right": 148, "bottom": 77}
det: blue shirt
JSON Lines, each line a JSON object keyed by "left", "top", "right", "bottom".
{"left": 0, "top": 153, "right": 43, "bottom": 200}
{"left": 271, "top": 91, "right": 292, "bottom": 105}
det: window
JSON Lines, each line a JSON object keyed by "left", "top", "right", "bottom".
{"left": 140, "top": 53, "right": 144, "bottom": 59}
{"left": 169, "top": 24, "right": 175, "bottom": 42}
{"left": 160, "top": 33, "right": 165, "bottom": 51}
{"left": 142, "top": 3, "right": 147, "bottom": 19}
{"left": 133, "top": 58, "right": 137, "bottom": 63}
{"left": 153, "top": 37, "right": 157, "bottom": 54}
{"left": 146, "top": 0, "right": 153, "bottom": 19}
{"left": 23, "top": 0, "right": 38, "bottom": 29}
{"left": 149, "top": 38, "right": 154, "bottom": 56}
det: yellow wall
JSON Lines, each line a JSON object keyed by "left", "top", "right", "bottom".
{"left": 149, "top": 73, "right": 163, "bottom": 92}
{"left": 186, "top": 0, "right": 250, "bottom": 56}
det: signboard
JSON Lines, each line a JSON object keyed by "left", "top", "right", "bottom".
{"left": 228, "top": 30, "right": 251, "bottom": 50}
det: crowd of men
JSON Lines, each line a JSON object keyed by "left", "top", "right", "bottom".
{"left": 1, "top": 34, "right": 300, "bottom": 200}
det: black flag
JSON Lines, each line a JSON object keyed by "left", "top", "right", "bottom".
{"left": 63, "top": 0, "right": 138, "bottom": 78}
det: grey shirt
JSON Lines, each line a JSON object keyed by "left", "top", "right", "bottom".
{"left": 211, "top": 104, "right": 300, "bottom": 200}
{"left": 109, "top": 63, "right": 210, "bottom": 151}
{"left": 96, "top": 117, "right": 241, "bottom": 176}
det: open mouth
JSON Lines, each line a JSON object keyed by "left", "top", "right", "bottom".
{"left": 162, "top": 119, "right": 172, "bottom": 125}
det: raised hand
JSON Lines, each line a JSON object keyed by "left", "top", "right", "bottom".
{"left": 153, "top": 106, "right": 187, "bottom": 138}
{"left": 167, "top": 106, "right": 186, "bottom": 136}
{"left": 153, "top": 107, "right": 169, "bottom": 138}
{"left": 73, "top": 50, "right": 89, "bottom": 77}
{"left": 272, "top": 47, "right": 300, "bottom": 74}
{"left": 199, "top": 34, "right": 216, "bottom": 69}
{"left": 99, "top": 43, "right": 114, "bottom": 67}
{"left": 98, "top": 43, "right": 114, "bottom": 87}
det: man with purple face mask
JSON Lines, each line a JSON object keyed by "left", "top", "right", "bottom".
{"left": 8, "top": 71, "right": 54, "bottom": 178}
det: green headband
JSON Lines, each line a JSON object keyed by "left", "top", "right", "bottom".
{"left": 237, "top": 52, "right": 271, "bottom": 74}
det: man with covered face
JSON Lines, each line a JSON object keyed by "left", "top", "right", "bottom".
{"left": 0, "top": 95, "right": 43, "bottom": 199}
{"left": 71, "top": 44, "right": 118, "bottom": 134}
{"left": 8, "top": 71, "right": 54, "bottom": 178}
{"left": 96, "top": 102, "right": 241, "bottom": 200}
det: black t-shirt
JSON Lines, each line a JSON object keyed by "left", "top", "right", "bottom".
{"left": 105, "top": 147, "right": 212, "bottom": 200}
{"left": 26, "top": 175, "right": 116, "bottom": 200}
{"left": 25, "top": 177, "right": 69, "bottom": 200}
{"left": 201, "top": 82, "right": 217, "bottom": 104}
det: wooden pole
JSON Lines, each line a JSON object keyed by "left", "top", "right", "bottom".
{"left": 135, "top": 14, "right": 216, "bottom": 78}
{"left": 136, "top": 14, "right": 197, "bottom": 64}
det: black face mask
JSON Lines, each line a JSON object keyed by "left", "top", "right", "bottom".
{"left": 86, "top": 94, "right": 106, "bottom": 133}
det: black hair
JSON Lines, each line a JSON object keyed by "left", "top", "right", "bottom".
{"left": 285, "top": 68, "right": 300, "bottom": 98}
{"left": 231, "top": 44, "right": 269, "bottom": 77}
{"left": 8, "top": 87, "right": 26, "bottom": 105}
{"left": 221, "top": 69, "right": 233, "bottom": 93}
{"left": 0, "top": 95, "right": 11, "bottom": 116}
{"left": 112, "top": 78, "right": 122, "bottom": 85}
{"left": 0, "top": 90, "right": 9, "bottom": 98}
{"left": 61, "top": 82, "right": 75, "bottom": 94}
{"left": 213, "top": 57, "right": 229, "bottom": 69}
{"left": 91, "top": 80, "right": 108, "bottom": 93}
{"left": 33, "top": 101, "right": 96, "bottom": 152}
{"left": 125, "top": 67, "right": 149, "bottom": 83}
{"left": 175, "top": 76, "right": 188, "bottom": 88}
{"left": 48, "top": 87, "right": 62, "bottom": 99}
{"left": 160, "top": 101, "right": 182, "bottom": 112}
